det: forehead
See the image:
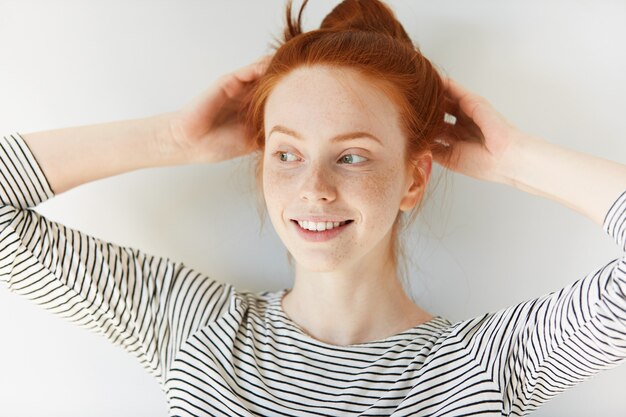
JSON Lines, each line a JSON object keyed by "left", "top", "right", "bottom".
{"left": 264, "top": 65, "right": 402, "bottom": 140}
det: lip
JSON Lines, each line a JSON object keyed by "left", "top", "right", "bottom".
{"left": 291, "top": 219, "right": 353, "bottom": 242}
{"left": 291, "top": 216, "right": 352, "bottom": 222}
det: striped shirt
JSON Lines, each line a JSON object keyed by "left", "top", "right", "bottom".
{"left": 1, "top": 131, "right": 625, "bottom": 417}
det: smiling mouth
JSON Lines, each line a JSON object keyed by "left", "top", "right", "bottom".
{"left": 291, "top": 219, "right": 354, "bottom": 232}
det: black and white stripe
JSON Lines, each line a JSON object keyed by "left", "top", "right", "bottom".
{"left": 2, "top": 132, "right": 625, "bottom": 416}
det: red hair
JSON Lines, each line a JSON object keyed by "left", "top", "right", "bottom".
{"left": 241, "top": 0, "right": 484, "bottom": 287}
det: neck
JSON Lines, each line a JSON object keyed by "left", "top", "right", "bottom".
{"left": 282, "top": 254, "right": 433, "bottom": 346}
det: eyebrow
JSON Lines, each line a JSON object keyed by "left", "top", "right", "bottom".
{"left": 268, "top": 125, "right": 383, "bottom": 146}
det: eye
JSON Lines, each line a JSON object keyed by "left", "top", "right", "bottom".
{"left": 275, "top": 151, "right": 299, "bottom": 162}
{"left": 273, "top": 151, "right": 369, "bottom": 165}
{"left": 339, "top": 154, "right": 368, "bottom": 165}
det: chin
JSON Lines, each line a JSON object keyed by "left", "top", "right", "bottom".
{"left": 289, "top": 251, "right": 347, "bottom": 273}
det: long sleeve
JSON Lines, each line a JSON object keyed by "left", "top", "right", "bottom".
{"left": 0, "top": 132, "right": 235, "bottom": 385}
{"left": 463, "top": 188, "right": 626, "bottom": 415}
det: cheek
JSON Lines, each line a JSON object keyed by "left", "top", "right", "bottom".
{"left": 355, "top": 168, "right": 403, "bottom": 219}
{"left": 262, "top": 166, "right": 296, "bottom": 212}
{"left": 262, "top": 163, "right": 403, "bottom": 218}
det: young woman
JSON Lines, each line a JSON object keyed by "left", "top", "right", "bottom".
{"left": 2, "top": 0, "right": 625, "bottom": 416}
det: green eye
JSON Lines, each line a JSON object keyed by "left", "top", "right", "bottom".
{"left": 340, "top": 154, "right": 368, "bottom": 164}
{"left": 274, "top": 151, "right": 368, "bottom": 164}
{"left": 277, "top": 151, "right": 297, "bottom": 162}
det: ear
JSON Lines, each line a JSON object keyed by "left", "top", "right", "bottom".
{"left": 399, "top": 152, "right": 432, "bottom": 212}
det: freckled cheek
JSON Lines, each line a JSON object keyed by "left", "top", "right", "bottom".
{"left": 262, "top": 166, "right": 401, "bottom": 221}
{"left": 262, "top": 168, "right": 299, "bottom": 217}
{"left": 353, "top": 174, "right": 402, "bottom": 225}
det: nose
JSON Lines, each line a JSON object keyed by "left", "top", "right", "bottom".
{"left": 299, "top": 164, "right": 337, "bottom": 203}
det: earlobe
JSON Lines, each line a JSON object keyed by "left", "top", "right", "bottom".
{"left": 399, "top": 153, "right": 432, "bottom": 212}
{"left": 399, "top": 178, "right": 422, "bottom": 212}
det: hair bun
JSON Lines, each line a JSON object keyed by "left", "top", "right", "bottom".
{"left": 281, "top": 0, "right": 413, "bottom": 46}
{"left": 320, "top": 0, "right": 412, "bottom": 43}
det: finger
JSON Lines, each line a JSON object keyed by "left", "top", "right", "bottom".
{"left": 254, "top": 54, "right": 273, "bottom": 71}
{"left": 189, "top": 54, "right": 272, "bottom": 116}
{"left": 232, "top": 54, "right": 272, "bottom": 83}
{"left": 443, "top": 77, "right": 474, "bottom": 102}
{"left": 444, "top": 78, "right": 485, "bottom": 117}
{"left": 433, "top": 139, "right": 487, "bottom": 180}
{"left": 443, "top": 77, "right": 498, "bottom": 130}
{"left": 219, "top": 56, "right": 271, "bottom": 99}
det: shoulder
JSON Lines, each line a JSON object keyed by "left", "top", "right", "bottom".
{"left": 234, "top": 288, "right": 284, "bottom": 314}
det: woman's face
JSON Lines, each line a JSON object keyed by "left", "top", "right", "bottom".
{"left": 262, "top": 65, "right": 427, "bottom": 272}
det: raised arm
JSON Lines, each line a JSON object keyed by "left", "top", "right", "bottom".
{"left": 19, "top": 52, "right": 272, "bottom": 197}
{"left": 0, "top": 55, "right": 271, "bottom": 384}
{"left": 19, "top": 112, "right": 181, "bottom": 196}
{"left": 436, "top": 78, "right": 626, "bottom": 415}
{"left": 0, "top": 131, "right": 235, "bottom": 384}
{"left": 436, "top": 78, "right": 626, "bottom": 226}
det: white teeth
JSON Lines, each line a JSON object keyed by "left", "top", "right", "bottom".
{"left": 297, "top": 220, "right": 347, "bottom": 231}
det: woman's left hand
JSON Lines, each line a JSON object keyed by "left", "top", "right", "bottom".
{"left": 434, "top": 78, "right": 527, "bottom": 184}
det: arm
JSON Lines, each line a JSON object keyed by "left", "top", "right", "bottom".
{"left": 436, "top": 78, "right": 626, "bottom": 226}
{"left": 15, "top": 52, "right": 273, "bottom": 198}
{"left": 500, "top": 134, "right": 626, "bottom": 227}
{"left": 0, "top": 55, "right": 268, "bottom": 383}
{"left": 466, "top": 190, "right": 626, "bottom": 415}
{"left": 494, "top": 135, "right": 626, "bottom": 413}
{"left": 438, "top": 78, "right": 626, "bottom": 415}
{"left": 20, "top": 111, "right": 183, "bottom": 196}
{"left": 0, "top": 132, "right": 234, "bottom": 384}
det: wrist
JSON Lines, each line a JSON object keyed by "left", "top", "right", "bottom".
{"left": 495, "top": 133, "right": 544, "bottom": 189}
{"left": 151, "top": 111, "right": 192, "bottom": 166}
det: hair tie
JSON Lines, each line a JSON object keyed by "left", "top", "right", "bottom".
{"left": 443, "top": 112, "right": 457, "bottom": 125}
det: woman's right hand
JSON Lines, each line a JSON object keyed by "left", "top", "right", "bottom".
{"left": 167, "top": 54, "right": 272, "bottom": 164}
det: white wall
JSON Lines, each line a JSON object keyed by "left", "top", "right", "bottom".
{"left": 1, "top": 0, "right": 624, "bottom": 415}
